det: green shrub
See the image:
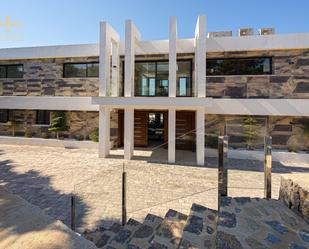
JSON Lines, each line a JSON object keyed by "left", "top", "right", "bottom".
{"left": 41, "top": 132, "right": 49, "bottom": 139}
{"left": 74, "top": 134, "right": 84, "bottom": 141}
{"left": 48, "top": 111, "right": 69, "bottom": 139}
{"left": 242, "top": 116, "right": 259, "bottom": 150}
{"left": 89, "top": 128, "right": 99, "bottom": 142}
{"left": 288, "top": 145, "right": 298, "bottom": 153}
{"left": 24, "top": 130, "right": 32, "bottom": 138}
{"left": 302, "top": 122, "right": 309, "bottom": 139}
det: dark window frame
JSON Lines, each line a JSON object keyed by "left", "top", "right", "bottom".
{"left": 36, "top": 110, "right": 50, "bottom": 125}
{"left": 132, "top": 59, "right": 193, "bottom": 97}
{"left": 206, "top": 57, "right": 273, "bottom": 76}
{"left": 0, "top": 110, "right": 13, "bottom": 123}
{"left": 63, "top": 62, "right": 99, "bottom": 78}
{"left": 0, "top": 64, "right": 24, "bottom": 78}
{"left": 0, "top": 109, "right": 9, "bottom": 123}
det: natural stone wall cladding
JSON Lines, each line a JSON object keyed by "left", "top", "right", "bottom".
{"left": 0, "top": 110, "right": 99, "bottom": 139}
{"left": 0, "top": 57, "right": 99, "bottom": 96}
{"left": 279, "top": 175, "right": 309, "bottom": 223}
{"left": 1, "top": 49, "right": 309, "bottom": 98}
{"left": 0, "top": 109, "right": 120, "bottom": 142}
{"left": 206, "top": 49, "right": 309, "bottom": 98}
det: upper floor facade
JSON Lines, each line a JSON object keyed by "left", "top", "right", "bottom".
{"left": 0, "top": 16, "right": 309, "bottom": 100}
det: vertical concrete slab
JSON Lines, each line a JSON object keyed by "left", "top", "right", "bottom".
{"left": 99, "top": 22, "right": 120, "bottom": 97}
{"left": 169, "top": 16, "right": 177, "bottom": 98}
{"left": 99, "top": 106, "right": 110, "bottom": 158}
{"left": 168, "top": 108, "right": 176, "bottom": 163}
{"left": 194, "top": 15, "right": 206, "bottom": 98}
{"left": 99, "top": 22, "right": 110, "bottom": 97}
{"left": 196, "top": 107, "right": 205, "bottom": 165}
{"left": 124, "top": 107, "right": 134, "bottom": 160}
{"left": 124, "top": 20, "right": 140, "bottom": 97}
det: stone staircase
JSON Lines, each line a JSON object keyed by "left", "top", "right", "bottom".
{"left": 83, "top": 197, "right": 309, "bottom": 249}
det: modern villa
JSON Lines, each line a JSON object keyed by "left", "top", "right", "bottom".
{"left": 0, "top": 15, "right": 309, "bottom": 165}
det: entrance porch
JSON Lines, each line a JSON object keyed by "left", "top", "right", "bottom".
{"left": 98, "top": 106, "right": 206, "bottom": 165}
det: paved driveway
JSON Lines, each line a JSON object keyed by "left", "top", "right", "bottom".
{"left": 0, "top": 144, "right": 308, "bottom": 232}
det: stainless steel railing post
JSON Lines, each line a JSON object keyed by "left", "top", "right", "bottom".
{"left": 264, "top": 136, "right": 272, "bottom": 199}
{"left": 218, "top": 135, "right": 228, "bottom": 209}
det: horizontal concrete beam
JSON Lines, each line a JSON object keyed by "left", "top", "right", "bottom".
{"left": 0, "top": 96, "right": 99, "bottom": 111}
{"left": 91, "top": 96, "right": 212, "bottom": 110}
{"left": 1, "top": 96, "right": 309, "bottom": 116}
{"left": 1, "top": 33, "right": 309, "bottom": 59}
{"left": 208, "top": 98, "right": 309, "bottom": 116}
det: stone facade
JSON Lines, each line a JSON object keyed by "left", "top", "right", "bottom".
{"left": 0, "top": 110, "right": 99, "bottom": 139}
{"left": 279, "top": 174, "right": 309, "bottom": 223}
{"left": 0, "top": 57, "right": 99, "bottom": 97}
{"left": 207, "top": 49, "right": 309, "bottom": 98}
{"left": 1, "top": 49, "right": 309, "bottom": 98}
{"left": 0, "top": 109, "right": 120, "bottom": 143}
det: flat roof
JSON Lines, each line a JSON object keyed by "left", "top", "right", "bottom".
{"left": 0, "top": 33, "right": 309, "bottom": 60}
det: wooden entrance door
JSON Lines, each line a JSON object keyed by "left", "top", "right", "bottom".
{"left": 117, "top": 110, "right": 149, "bottom": 147}
{"left": 118, "top": 110, "right": 193, "bottom": 149}
{"left": 176, "top": 111, "right": 195, "bottom": 151}
{"left": 134, "top": 111, "right": 148, "bottom": 147}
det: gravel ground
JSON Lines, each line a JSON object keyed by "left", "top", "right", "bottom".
{"left": 0, "top": 144, "right": 308, "bottom": 232}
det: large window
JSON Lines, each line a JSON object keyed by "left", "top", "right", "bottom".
{"left": 176, "top": 60, "right": 192, "bottom": 96}
{"left": 0, "top": 110, "right": 9, "bottom": 123}
{"left": 206, "top": 57, "right": 272, "bottom": 76}
{"left": 0, "top": 65, "right": 23, "bottom": 78}
{"left": 134, "top": 60, "right": 192, "bottom": 96}
{"left": 36, "top": 110, "right": 50, "bottom": 125}
{"left": 63, "top": 62, "right": 99, "bottom": 78}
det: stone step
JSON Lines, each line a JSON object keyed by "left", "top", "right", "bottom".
{"left": 127, "top": 214, "right": 164, "bottom": 249}
{"left": 178, "top": 203, "right": 218, "bottom": 249}
{"left": 216, "top": 197, "right": 309, "bottom": 249}
{"left": 143, "top": 213, "right": 164, "bottom": 229}
{"left": 84, "top": 223, "right": 122, "bottom": 248}
{"left": 150, "top": 209, "right": 188, "bottom": 249}
{"left": 105, "top": 218, "right": 142, "bottom": 249}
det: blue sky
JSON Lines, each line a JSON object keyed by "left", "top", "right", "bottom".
{"left": 0, "top": 0, "right": 308, "bottom": 48}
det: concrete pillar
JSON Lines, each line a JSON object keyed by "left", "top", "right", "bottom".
{"left": 194, "top": 15, "right": 206, "bottom": 98}
{"left": 168, "top": 108, "right": 176, "bottom": 163}
{"left": 169, "top": 16, "right": 177, "bottom": 97}
{"left": 124, "top": 107, "right": 134, "bottom": 160}
{"left": 99, "top": 106, "right": 110, "bottom": 158}
{"left": 124, "top": 20, "right": 140, "bottom": 97}
{"left": 99, "top": 22, "right": 110, "bottom": 97}
{"left": 196, "top": 107, "right": 205, "bottom": 165}
{"left": 111, "top": 41, "right": 119, "bottom": 97}
{"left": 99, "top": 21, "right": 120, "bottom": 97}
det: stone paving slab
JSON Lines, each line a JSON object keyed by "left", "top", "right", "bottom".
{"left": 217, "top": 197, "right": 309, "bottom": 249}
{"left": 0, "top": 144, "right": 309, "bottom": 233}
{"left": 0, "top": 186, "right": 97, "bottom": 249}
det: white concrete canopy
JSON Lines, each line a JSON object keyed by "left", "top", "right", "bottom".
{"left": 2, "top": 33, "right": 309, "bottom": 60}
{"left": 92, "top": 96, "right": 212, "bottom": 110}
